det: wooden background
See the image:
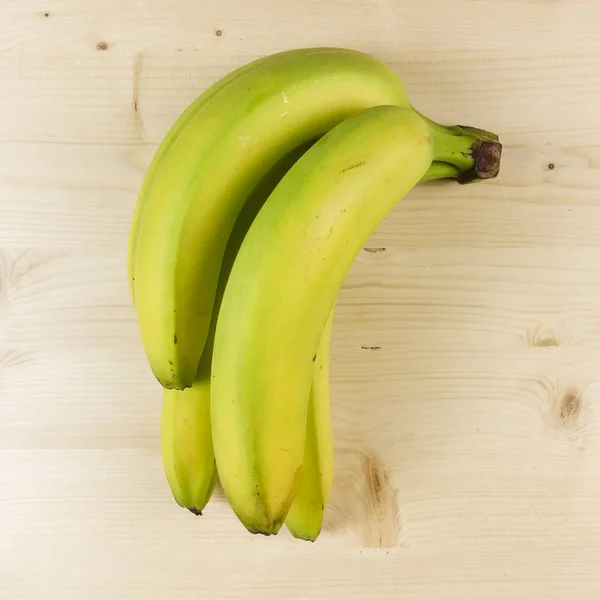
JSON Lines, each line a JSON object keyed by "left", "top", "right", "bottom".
{"left": 2, "top": 1, "right": 600, "bottom": 598}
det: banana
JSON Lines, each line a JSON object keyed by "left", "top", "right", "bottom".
{"left": 128, "top": 48, "right": 334, "bottom": 303}
{"left": 160, "top": 142, "right": 315, "bottom": 513}
{"left": 211, "top": 106, "right": 436, "bottom": 535}
{"left": 285, "top": 309, "right": 335, "bottom": 542}
{"left": 212, "top": 105, "right": 500, "bottom": 535}
{"left": 161, "top": 378, "right": 216, "bottom": 514}
{"left": 131, "top": 46, "right": 499, "bottom": 391}
{"left": 127, "top": 47, "right": 494, "bottom": 306}
{"left": 132, "top": 47, "right": 414, "bottom": 390}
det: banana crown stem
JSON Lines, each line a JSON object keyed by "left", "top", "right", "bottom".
{"left": 415, "top": 109, "right": 502, "bottom": 184}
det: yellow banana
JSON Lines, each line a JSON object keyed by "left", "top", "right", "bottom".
{"left": 161, "top": 378, "right": 216, "bottom": 514}
{"left": 128, "top": 47, "right": 492, "bottom": 307}
{"left": 160, "top": 142, "right": 315, "bottom": 513}
{"left": 211, "top": 106, "right": 436, "bottom": 535}
{"left": 132, "top": 47, "right": 413, "bottom": 390}
{"left": 211, "top": 105, "right": 500, "bottom": 534}
{"left": 131, "top": 46, "right": 499, "bottom": 391}
{"left": 285, "top": 309, "right": 335, "bottom": 542}
{"left": 127, "top": 48, "right": 332, "bottom": 303}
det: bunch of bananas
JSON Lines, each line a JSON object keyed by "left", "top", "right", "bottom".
{"left": 129, "top": 47, "right": 501, "bottom": 541}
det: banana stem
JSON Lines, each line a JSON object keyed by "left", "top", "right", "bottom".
{"left": 421, "top": 161, "right": 461, "bottom": 183}
{"left": 415, "top": 110, "right": 502, "bottom": 185}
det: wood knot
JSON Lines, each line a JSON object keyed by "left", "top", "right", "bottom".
{"left": 560, "top": 390, "right": 582, "bottom": 427}
{"left": 528, "top": 324, "right": 559, "bottom": 348}
{"left": 359, "top": 452, "right": 399, "bottom": 548}
{"left": 543, "top": 380, "right": 587, "bottom": 434}
{"left": 0, "top": 249, "right": 51, "bottom": 303}
{"left": 533, "top": 335, "right": 558, "bottom": 348}
{"left": 96, "top": 41, "right": 109, "bottom": 51}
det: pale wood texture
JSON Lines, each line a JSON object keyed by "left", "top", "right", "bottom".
{"left": 2, "top": 1, "right": 600, "bottom": 598}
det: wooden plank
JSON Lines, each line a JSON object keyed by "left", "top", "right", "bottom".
{"left": 3, "top": 0, "right": 600, "bottom": 598}
{"left": 1, "top": 51, "right": 600, "bottom": 145}
{"left": 2, "top": 140, "right": 600, "bottom": 248}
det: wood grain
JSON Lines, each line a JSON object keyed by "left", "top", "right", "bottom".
{"left": 2, "top": 0, "right": 600, "bottom": 598}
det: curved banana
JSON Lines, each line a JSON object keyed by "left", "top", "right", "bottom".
{"left": 154, "top": 119, "right": 473, "bottom": 516}
{"left": 132, "top": 47, "right": 415, "bottom": 390}
{"left": 132, "top": 45, "right": 500, "bottom": 390}
{"left": 127, "top": 48, "right": 334, "bottom": 303}
{"left": 211, "top": 106, "right": 435, "bottom": 535}
{"left": 285, "top": 309, "right": 335, "bottom": 542}
{"left": 128, "top": 47, "right": 496, "bottom": 307}
{"left": 161, "top": 379, "right": 216, "bottom": 514}
{"left": 160, "top": 142, "right": 314, "bottom": 513}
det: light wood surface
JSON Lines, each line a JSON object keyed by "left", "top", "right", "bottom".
{"left": 2, "top": 1, "right": 600, "bottom": 598}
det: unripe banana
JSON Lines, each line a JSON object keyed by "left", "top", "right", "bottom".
{"left": 211, "top": 106, "right": 435, "bottom": 535}
{"left": 285, "top": 309, "right": 335, "bottom": 542}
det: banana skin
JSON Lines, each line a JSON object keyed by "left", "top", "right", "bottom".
{"left": 285, "top": 309, "right": 335, "bottom": 542}
{"left": 132, "top": 47, "right": 500, "bottom": 391}
{"left": 160, "top": 142, "right": 315, "bottom": 513}
{"left": 132, "top": 48, "right": 413, "bottom": 390}
{"left": 161, "top": 381, "right": 217, "bottom": 514}
{"left": 130, "top": 47, "right": 502, "bottom": 531}
{"left": 211, "top": 106, "right": 434, "bottom": 535}
{"left": 128, "top": 48, "right": 344, "bottom": 303}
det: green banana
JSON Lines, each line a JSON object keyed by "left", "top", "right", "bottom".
{"left": 285, "top": 309, "right": 335, "bottom": 542}
{"left": 130, "top": 47, "right": 498, "bottom": 391}
{"left": 211, "top": 106, "right": 437, "bottom": 535}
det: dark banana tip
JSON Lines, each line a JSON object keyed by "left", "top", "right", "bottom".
{"left": 458, "top": 140, "right": 503, "bottom": 184}
{"left": 187, "top": 507, "right": 203, "bottom": 516}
